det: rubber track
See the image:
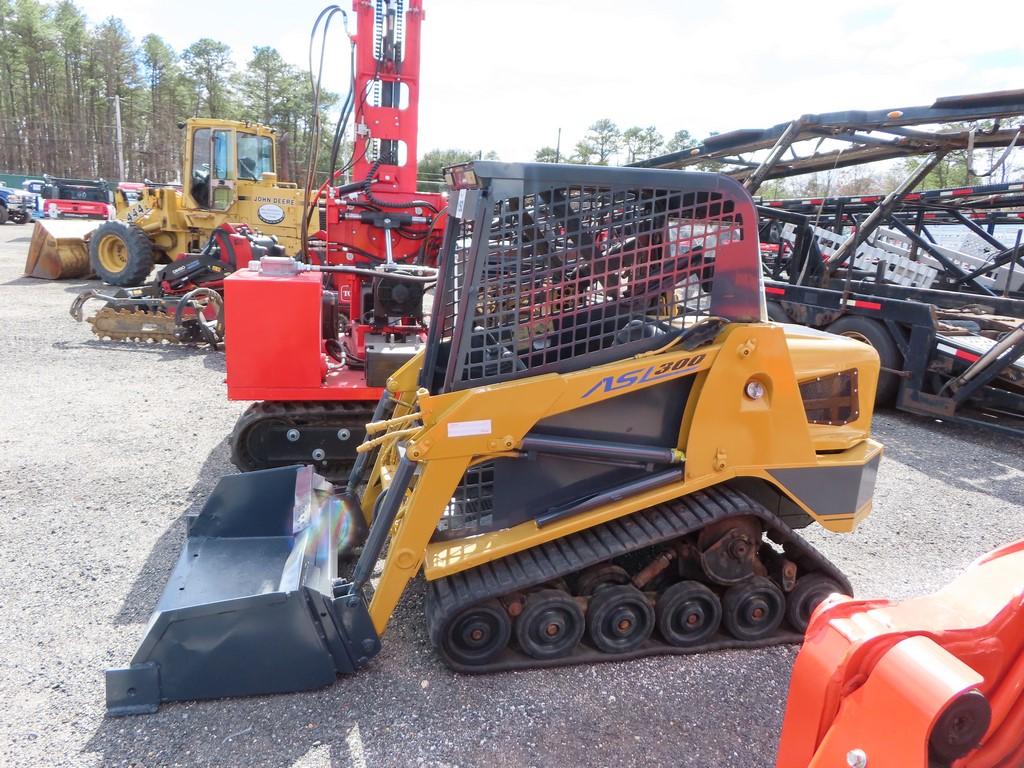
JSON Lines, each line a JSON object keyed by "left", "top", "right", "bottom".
{"left": 426, "top": 484, "right": 850, "bottom": 673}
{"left": 228, "top": 399, "right": 376, "bottom": 482}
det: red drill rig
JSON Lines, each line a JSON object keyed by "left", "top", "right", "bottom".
{"left": 225, "top": 0, "right": 446, "bottom": 480}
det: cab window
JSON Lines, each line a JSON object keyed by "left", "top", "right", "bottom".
{"left": 237, "top": 134, "right": 274, "bottom": 180}
{"left": 211, "top": 129, "right": 233, "bottom": 210}
{"left": 190, "top": 127, "right": 211, "bottom": 207}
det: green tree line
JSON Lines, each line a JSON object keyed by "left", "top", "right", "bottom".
{"left": 534, "top": 121, "right": 701, "bottom": 166}
{"left": 0, "top": 0, "right": 334, "bottom": 182}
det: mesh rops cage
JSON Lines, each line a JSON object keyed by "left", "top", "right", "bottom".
{"left": 424, "top": 162, "right": 764, "bottom": 394}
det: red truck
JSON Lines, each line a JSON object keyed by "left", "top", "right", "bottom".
{"left": 39, "top": 176, "right": 114, "bottom": 220}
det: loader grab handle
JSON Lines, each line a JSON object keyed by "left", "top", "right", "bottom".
{"left": 355, "top": 426, "right": 420, "bottom": 454}
{"left": 364, "top": 410, "right": 422, "bottom": 435}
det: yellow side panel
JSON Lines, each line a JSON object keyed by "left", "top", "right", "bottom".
{"left": 417, "top": 324, "right": 880, "bottom": 581}
{"left": 685, "top": 323, "right": 815, "bottom": 478}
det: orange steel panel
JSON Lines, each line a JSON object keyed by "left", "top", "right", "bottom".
{"left": 777, "top": 540, "right": 1024, "bottom": 767}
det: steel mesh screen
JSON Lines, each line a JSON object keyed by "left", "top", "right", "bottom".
{"left": 433, "top": 462, "right": 495, "bottom": 541}
{"left": 436, "top": 214, "right": 474, "bottom": 342}
{"left": 447, "top": 184, "right": 741, "bottom": 388}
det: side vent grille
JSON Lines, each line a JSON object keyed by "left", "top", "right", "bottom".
{"left": 799, "top": 369, "right": 860, "bottom": 426}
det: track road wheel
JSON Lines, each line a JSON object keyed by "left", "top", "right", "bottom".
{"left": 89, "top": 220, "right": 154, "bottom": 286}
{"left": 722, "top": 576, "right": 785, "bottom": 641}
{"left": 827, "top": 315, "right": 902, "bottom": 406}
{"left": 515, "top": 589, "right": 585, "bottom": 660}
{"left": 656, "top": 580, "right": 722, "bottom": 647}
{"left": 441, "top": 599, "right": 511, "bottom": 667}
{"left": 785, "top": 573, "right": 844, "bottom": 634}
{"left": 586, "top": 584, "right": 654, "bottom": 654}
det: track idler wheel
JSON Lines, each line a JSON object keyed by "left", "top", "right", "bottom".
{"left": 586, "top": 585, "right": 654, "bottom": 654}
{"left": 514, "top": 589, "right": 585, "bottom": 660}
{"left": 442, "top": 599, "right": 511, "bottom": 667}
{"left": 575, "top": 563, "right": 630, "bottom": 596}
{"left": 656, "top": 580, "right": 722, "bottom": 647}
{"left": 721, "top": 576, "right": 785, "bottom": 641}
{"left": 785, "top": 573, "right": 844, "bottom": 633}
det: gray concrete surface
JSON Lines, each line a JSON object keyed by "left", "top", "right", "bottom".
{"left": 0, "top": 221, "right": 1021, "bottom": 767}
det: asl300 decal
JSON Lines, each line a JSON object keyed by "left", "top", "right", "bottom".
{"left": 582, "top": 354, "right": 707, "bottom": 398}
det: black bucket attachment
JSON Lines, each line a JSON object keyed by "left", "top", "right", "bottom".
{"left": 106, "top": 465, "right": 380, "bottom": 716}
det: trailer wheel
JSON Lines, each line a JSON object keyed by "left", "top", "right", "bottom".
{"left": 89, "top": 220, "right": 154, "bottom": 286}
{"left": 827, "top": 315, "right": 902, "bottom": 406}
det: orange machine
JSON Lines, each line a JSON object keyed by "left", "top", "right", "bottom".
{"left": 777, "top": 540, "right": 1024, "bottom": 768}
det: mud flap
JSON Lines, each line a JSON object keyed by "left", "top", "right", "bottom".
{"left": 105, "top": 466, "right": 380, "bottom": 716}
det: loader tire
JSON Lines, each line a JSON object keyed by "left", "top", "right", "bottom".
{"left": 90, "top": 220, "right": 154, "bottom": 287}
{"left": 827, "top": 315, "right": 902, "bottom": 406}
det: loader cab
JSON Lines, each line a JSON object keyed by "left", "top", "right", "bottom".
{"left": 185, "top": 121, "right": 277, "bottom": 211}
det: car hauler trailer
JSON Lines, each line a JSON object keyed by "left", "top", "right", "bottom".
{"left": 639, "top": 91, "right": 1024, "bottom": 437}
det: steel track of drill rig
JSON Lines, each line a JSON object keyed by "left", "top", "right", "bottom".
{"left": 107, "top": 161, "right": 882, "bottom": 715}
{"left": 223, "top": 0, "right": 446, "bottom": 483}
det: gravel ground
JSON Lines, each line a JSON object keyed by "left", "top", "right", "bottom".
{"left": 1, "top": 221, "right": 1022, "bottom": 767}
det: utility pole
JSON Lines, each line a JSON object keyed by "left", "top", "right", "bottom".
{"left": 112, "top": 94, "right": 126, "bottom": 181}
{"left": 555, "top": 127, "right": 562, "bottom": 163}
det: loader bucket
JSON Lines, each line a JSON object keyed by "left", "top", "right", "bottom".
{"left": 23, "top": 220, "right": 96, "bottom": 279}
{"left": 105, "top": 465, "right": 381, "bottom": 716}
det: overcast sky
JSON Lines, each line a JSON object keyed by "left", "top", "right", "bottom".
{"left": 73, "top": 0, "right": 1024, "bottom": 161}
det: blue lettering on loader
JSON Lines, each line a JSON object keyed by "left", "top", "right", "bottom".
{"left": 581, "top": 354, "right": 706, "bottom": 398}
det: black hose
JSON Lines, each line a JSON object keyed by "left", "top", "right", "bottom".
{"left": 316, "top": 264, "right": 438, "bottom": 283}
{"left": 415, "top": 205, "right": 447, "bottom": 265}
{"left": 361, "top": 157, "right": 439, "bottom": 212}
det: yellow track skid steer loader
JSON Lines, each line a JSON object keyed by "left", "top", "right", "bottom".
{"left": 107, "top": 162, "right": 882, "bottom": 714}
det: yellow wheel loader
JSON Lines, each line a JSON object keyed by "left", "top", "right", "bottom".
{"left": 25, "top": 118, "right": 306, "bottom": 286}
{"left": 106, "top": 162, "right": 882, "bottom": 714}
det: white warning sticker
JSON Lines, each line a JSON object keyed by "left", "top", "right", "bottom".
{"left": 447, "top": 419, "right": 492, "bottom": 438}
{"left": 454, "top": 188, "right": 467, "bottom": 218}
